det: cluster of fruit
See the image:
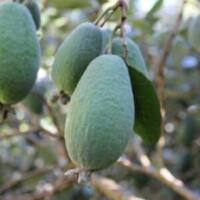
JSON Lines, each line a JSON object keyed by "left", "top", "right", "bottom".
{"left": 0, "top": 0, "right": 162, "bottom": 171}
{"left": 51, "top": 22, "right": 162, "bottom": 171}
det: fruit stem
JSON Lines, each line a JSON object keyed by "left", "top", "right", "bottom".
{"left": 78, "top": 170, "right": 92, "bottom": 184}
{"left": 99, "top": 5, "right": 118, "bottom": 27}
{"left": 64, "top": 168, "right": 92, "bottom": 184}
{"left": 106, "top": 0, "right": 128, "bottom": 55}
{"left": 94, "top": 2, "right": 119, "bottom": 26}
{"left": 107, "top": 23, "right": 121, "bottom": 53}
{"left": 119, "top": 2, "right": 129, "bottom": 62}
{"left": 94, "top": 0, "right": 128, "bottom": 27}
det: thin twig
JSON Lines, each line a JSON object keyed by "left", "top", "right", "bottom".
{"left": 33, "top": 173, "right": 146, "bottom": 200}
{"left": 91, "top": 174, "right": 146, "bottom": 200}
{"left": 95, "top": 0, "right": 128, "bottom": 28}
{"left": 0, "top": 128, "right": 64, "bottom": 142}
{"left": 5, "top": 170, "right": 146, "bottom": 200}
{"left": 0, "top": 167, "right": 54, "bottom": 194}
{"left": 94, "top": 1, "right": 120, "bottom": 26}
{"left": 155, "top": 0, "right": 186, "bottom": 167}
{"left": 119, "top": 0, "right": 129, "bottom": 61}
{"left": 132, "top": 139, "right": 152, "bottom": 168}
{"left": 40, "top": 127, "right": 64, "bottom": 140}
{"left": 155, "top": 0, "right": 186, "bottom": 107}
{"left": 99, "top": 8, "right": 116, "bottom": 27}
{"left": 118, "top": 157, "right": 200, "bottom": 200}
{"left": 31, "top": 173, "right": 78, "bottom": 200}
{"left": 122, "top": 137, "right": 200, "bottom": 200}
{"left": 0, "top": 130, "right": 29, "bottom": 141}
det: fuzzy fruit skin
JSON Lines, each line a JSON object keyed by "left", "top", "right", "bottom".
{"left": 23, "top": 0, "right": 41, "bottom": 30}
{"left": 51, "top": 22, "right": 102, "bottom": 95}
{"left": 0, "top": 2, "right": 40, "bottom": 105}
{"left": 65, "top": 55, "right": 134, "bottom": 170}
{"left": 112, "top": 37, "right": 149, "bottom": 79}
{"left": 188, "top": 15, "right": 200, "bottom": 52}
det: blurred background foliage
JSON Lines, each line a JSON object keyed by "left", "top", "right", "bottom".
{"left": 0, "top": 0, "right": 200, "bottom": 199}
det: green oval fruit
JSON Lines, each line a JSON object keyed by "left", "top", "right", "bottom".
{"left": 112, "top": 37, "right": 161, "bottom": 144}
{"left": 113, "top": 38, "right": 149, "bottom": 78}
{"left": 49, "top": 0, "right": 91, "bottom": 9}
{"left": 0, "top": 2, "right": 40, "bottom": 105}
{"left": 51, "top": 22, "right": 102, "bottom": 95}
{"left": 65, "top": 55, "right": 134, "bottom": 170}
{"left": 188, "top": 15, "right": 200, "bottom": 52}
{"left": 23, "top": 0, "right": 41, "bottom": 30}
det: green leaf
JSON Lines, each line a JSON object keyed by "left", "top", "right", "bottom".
{"left": 112, "top": 37, "right": 162, "bottom": 144}
{"left": 146, "top": 0, "right": 163, "bottom": 19}
{"left": 129, "top": 69, "right": 162, "bottom": 144}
